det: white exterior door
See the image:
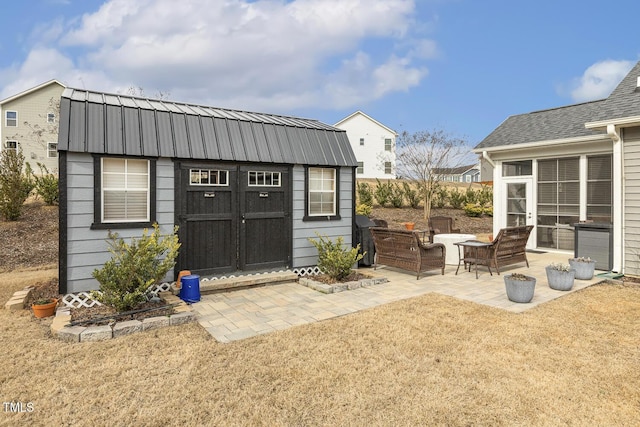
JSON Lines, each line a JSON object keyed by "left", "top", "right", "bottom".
{"left": 503, "top": 178, "right": 535, "bottom": 248}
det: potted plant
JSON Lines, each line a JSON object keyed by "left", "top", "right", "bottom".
{"left": 32, "top": 297, "right": 59, "bottom": 318}
{"left": 545, "top": 262, "right": 575, "bottom": 291}
{"left": 504, "top": 273, "right": 536, "bottom": 303}
{"left": 568, "top": 257, "right": 596, "bottom": 280}
{"left": 404, "top": 222, "right": 416, "bottom": 230}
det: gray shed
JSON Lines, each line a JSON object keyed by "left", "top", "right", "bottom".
{"left": 57, "top": 88, "right": 358, "bottom": 294}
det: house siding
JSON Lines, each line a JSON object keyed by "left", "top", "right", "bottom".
{"left": 64, "top": 152, "right": 175, "bottom": 293}
{"left": 291, "top": 165, "right": 353, "bottom": 267}
{"left": 623, "top": 127, "right": 640, "bottom": 275}
{"left": 1, "top": 83, "right": 64, "bottom": 173}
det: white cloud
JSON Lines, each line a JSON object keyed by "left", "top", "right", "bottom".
{"left": 569, "top": 59, "right": 635, "bottom": 102}
{"left": 1, "top": 0, "right": 433, "bottom": 111}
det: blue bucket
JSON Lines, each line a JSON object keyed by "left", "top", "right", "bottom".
{"left": 179, "top": 274, "right": 201, "bottom": 303}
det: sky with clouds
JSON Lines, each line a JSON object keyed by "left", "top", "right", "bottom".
{"left": 0, "top": 0, "right": 638, "bottom": 145}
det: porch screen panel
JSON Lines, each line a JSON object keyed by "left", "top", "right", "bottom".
{"left": 587, "top": 154, "right": 612, "bottom": 222}
{"left": 537, "top": 158, "right": 579, "bottom": 250}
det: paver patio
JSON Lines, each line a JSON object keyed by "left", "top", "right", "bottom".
{"left": 191, "top": 252, "right": 604, "bottom": 343}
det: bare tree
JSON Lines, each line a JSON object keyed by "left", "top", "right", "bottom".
{"left": 395, "top": 129, "right": 470, "bottom": 220}
{"left": 122, "top": 86, "right": 171, "bottom": 100}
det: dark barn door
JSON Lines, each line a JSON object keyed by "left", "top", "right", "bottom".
{"left": 239, "top": 165, "right": 291, "bottom": 271}
{"left": 176, "top": 162, "right": 291, "bottom": 277}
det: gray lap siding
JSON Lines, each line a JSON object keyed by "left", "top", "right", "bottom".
{"left": 63, "top": 152, "right": 175, "bottom": 293}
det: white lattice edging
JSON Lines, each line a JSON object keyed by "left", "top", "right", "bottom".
{"left": 62, "top": 267, "right": 323, "bottom": 307}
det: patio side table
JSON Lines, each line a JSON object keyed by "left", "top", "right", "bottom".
{"left": 454, "top": 241, "right": 493, "bottom": 279}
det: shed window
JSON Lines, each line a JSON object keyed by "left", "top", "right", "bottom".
{"left": 101, "top": 158, "right": 150, "bottom": 223}
{"left": 5, "top": 111, "right": 17, "bottom": 127}
{"left": 384, "top": 138, "right": 392, "bottom": 151}
{"left": 307, "top": 167, "right": 337, "bottom": 218}
{"left": 248, "top": 171, "right": 281, "bottom": 187}
{"left": 190, "top": 169, "right": 228, "bottom": 186}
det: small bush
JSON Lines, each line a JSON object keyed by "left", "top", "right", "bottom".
{"left": 356, "top": 182, "right": 373, "bottom": 206}
{"left": 465, "top": 186, "right": 478, "bottom": 204}
{"left": 477, "top": 184, "right": 493, "bottom": 206}
{"left": 374, "top": 179, "right": 393, "bottom": 207}
{"left": 308, "top": 233, "right": 364, "bottom": 281}
{"left": 463, "top": 203, "right": 484, "bottom": 217}
{"left": 449, "top": 188, "right": 466, "bottom": 209}
{"left": 484, "top": 206, "right": 493, "bottom": 217}
{"left": 355, "top": 203, "right": 372, "bottom": 216}
{"left": 403, "top": 182, "right": 421, "bottom": 208}
{"left": 0, "top": 148, "right": 34, "bottom": 221}
{"left": 433, "top": 187, "right": 447, "bottom": 208}
{"left": 389, "top": 182, "right": 404, "bottom": 208}
{"left": 92, "top": 224, "right": 181, "bottom": 312}
{"left": 30, "top": 162, "right": 59, "bottom": 205}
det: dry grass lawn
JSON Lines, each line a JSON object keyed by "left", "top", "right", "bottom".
{"left": 1, "top": 267, "right": 639, "bottom": 426}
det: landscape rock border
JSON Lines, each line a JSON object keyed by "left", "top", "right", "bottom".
{"left": 299, "top": 275, "right": 388, "bottom": 294}
{"left": 4, "top": 287, "right": 196, "bottom": 342}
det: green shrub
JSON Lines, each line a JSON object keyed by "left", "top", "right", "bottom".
{"left": 449, "top": 188, "right": 466, "bottom": 209}
{"left": 0, "top": 148, "right": 34, "bottom": 221}
{"left": 355, "top": 203, "right": 372, "bottom": 216}
{"left": 356, "top": 182, "right": 373, "bottom": 206}
{"left": 389, "top": 182, "right": 404, "bottom": 208}
{"left": 374, "top": 179, "right": 393, "bottom": 207}
{"left": 30, "top": 162, "right": 59, "bottom": 205}
{"left": 465, "top": 186, "right": 478, "bottom": 204}
{"left": 484, "top": 206, "right": 493, "bottom": 217}
{"left": 477, "top": 184, "right": 493, "bottom": 206}
{"left": 403, "top": 182, "right": 421, "bottom": 208}
{"left": 463, "top": 203, "right": 484, "bottom": 217}
{"left": 92, "top": 224, "right": 181, "bottom": 312}
{"left": 433, "top": 187, "right": 447, "bottom": 208}
{"left": 308, "top": 233, "right": 364, "bottom": 281}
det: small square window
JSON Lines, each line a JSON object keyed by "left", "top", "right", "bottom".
{"left": 5, "top": 111, "right": 17, "bottom": 127}
{"left": 359, "top": 138, "right": 364, "bottom": 146}
{"left": 384, "top": 138, "right": 392, "bottom": 152}
{"left": 357, "top": 162, "right": 364, "bottom": 174}
{"left": 47, "top": 142, "right": 58, "bottom": 158}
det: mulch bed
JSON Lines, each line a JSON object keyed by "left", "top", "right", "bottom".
{"left": 310, "top": 271, "right": 372, "bottom": 285}
{"left": 70, "top": 301, "right": 176, "bottom": 326}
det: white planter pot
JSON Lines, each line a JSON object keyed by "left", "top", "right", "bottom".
{"left": 504, "top": 275, "right": 536, "bottom": 303}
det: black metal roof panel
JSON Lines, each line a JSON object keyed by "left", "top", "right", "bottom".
{"left": 58, "top": 88, "right": 357, "bottom": 167}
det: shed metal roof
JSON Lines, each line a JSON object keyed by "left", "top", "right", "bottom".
{"left": 58, "top": 88, "right": 358, "bottom": 167}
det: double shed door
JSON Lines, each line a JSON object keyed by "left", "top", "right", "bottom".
{"left": 176, "top": 162, "right": 291, "bottom": 277}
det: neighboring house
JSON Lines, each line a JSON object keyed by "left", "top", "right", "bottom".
{"left": 0, "top": 80, "right": 65, "bottom": 173}
{"left": 57, "top": 88, "right": 358, "bottom": 294}
{"left": 474, "top": 60, "right": 640, "bottom": 275}
{"left": 434, "top": 163, "right": 480, "bottom": 183}
{"left": 334, "top": 110, "right": 397, "bottom": 179}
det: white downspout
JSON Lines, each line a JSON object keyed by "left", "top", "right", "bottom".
{"left": 608, "top": 124, "right": 623, "bottom": 272}
{"left": 482, "top": 151, "right": 495, "bottom": 168}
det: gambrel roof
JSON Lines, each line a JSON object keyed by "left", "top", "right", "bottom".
{"left": 58, "top": 88, "right": 358, "bottom": 167}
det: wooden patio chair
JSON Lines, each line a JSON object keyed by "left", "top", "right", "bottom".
{"left": 428, "top": 216, "right": 460, "bottom": 243}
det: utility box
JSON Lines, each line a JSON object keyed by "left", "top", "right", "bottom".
{"left": 573, "top": 222, "right": 613, "bottom": 271}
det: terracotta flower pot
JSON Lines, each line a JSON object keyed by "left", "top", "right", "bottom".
{"left": 32, "top": 298, "right": 59, "bottom": 318}
{"left": 404, "top": 222, "right": 415, "bottom": 230}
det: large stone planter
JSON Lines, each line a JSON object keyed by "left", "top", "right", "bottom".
{"left": 504, "top": 274, "right": 536, "bottom": 303}
{"left": 568, "top": 258, "right": 596, "bottom": 280}
{"left": 545, "top": 266, "right": 575, "bottom": 291}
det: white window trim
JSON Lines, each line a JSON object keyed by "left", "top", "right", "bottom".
{"left": 101, "top": 158, "right": 150, "bottom": 223}
{"left": 248, "top": 170, "right": 281, "bottom": 187}
{"left": 189, "top": 169, "right": 229, "bottom": 186}
{"left": 4, "top": 141, "right": 18, "bottom": 151}
{"left": 5, "top": 110, "right": 17, "bottom": 127}
{"left": 47, "top": 142, "right": 58, "bottom": 158}
{"left": 308, "top": 167, "right": 336, "bottom": 217}
{"left": 384, "top": 138, "right": 392, "bottom": 152}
